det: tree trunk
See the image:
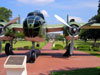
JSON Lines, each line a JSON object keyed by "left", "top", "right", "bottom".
{"left": 84, "top": 39, "right": 87, "bottom": 43}
{"left": 94, "top": 39, "right": 97, "bottom": 46}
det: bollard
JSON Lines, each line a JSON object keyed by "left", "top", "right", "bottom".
{"left": 4, "top": 55, "right": 27, "bottom": 75}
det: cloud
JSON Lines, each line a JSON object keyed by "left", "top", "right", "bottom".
{"left": 69, "top": 16, "right": 84, "bottom": 23}
{"left": 17, "top": 0, "right": 55, "bottom": 4}
{"left": 78, "top": 1, "right": 98, "bottom": 9}
{"left": 41, "top": 10, "right": 49, "bottom": 17}
{"left": 51, "top": 1, "right": 98, "bottom": 10}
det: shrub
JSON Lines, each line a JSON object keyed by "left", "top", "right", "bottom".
{"left": 77, "top": 45, "right": 92, "bottom": 51}
{"left": 52, "top": 44, "right": 64, "bottom": 50}
{"left": 92, "top": 46, "right": 100, "bottom": 51}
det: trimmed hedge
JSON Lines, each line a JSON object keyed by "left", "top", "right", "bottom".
{"left": 77, "top": 45, "right": 92, "bottom": 51}
{"left": 52, "top": 44, "right": 64, "bottom": 50}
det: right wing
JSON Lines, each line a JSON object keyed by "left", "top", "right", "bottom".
{"left": 46, "top": 24, "right": 64, "bottom": 32}
{"left": 80, "top": 23, "right": 100, "bottom": 29}
{"left": 10, "top": 24, "right": 23, "bottom": 32}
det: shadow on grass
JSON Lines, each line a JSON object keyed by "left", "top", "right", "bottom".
{"left": 51, "top": 67, "right": 100, "bottom": 75}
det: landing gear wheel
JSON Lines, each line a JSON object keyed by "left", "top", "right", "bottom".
{"left": 28, "top": 50, "right": 36, "bottom": 63}
{"left": 5, "top": 43, "right": 14, "bottom": 56}
{"left": 36, "top": 43, "right": 40, "bottom": 47}
{"left": 63, "top": 43, "right": 71, "bottom": 57}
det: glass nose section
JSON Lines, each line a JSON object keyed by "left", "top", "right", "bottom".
{"left": 27, "top": 16, "right": 40, "bottom": 24}
{"left": 27, "top": 16, "right": 36, "bottom": 24}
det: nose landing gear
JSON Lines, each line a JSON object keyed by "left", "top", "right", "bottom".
{"left": 27, "top": 42, "right": 37, "bottom": 63}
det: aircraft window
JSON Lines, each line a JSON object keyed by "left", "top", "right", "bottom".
{"left": 35, "top": 21, "right": 39, "bottom": 26}
{"left": 36, "top": 17, "right": 40, "bottom": 21}
{"left": 28, "top": 16, "right": 35, "bottom": 19}
{"left": 27, "top": 16, "right": 40, "bottom": 24}
{"left": 27, "top": 16, "right": 35, "bottom": 24}
{"left": 28, "top": 19, "right": 34, "bottom": 24}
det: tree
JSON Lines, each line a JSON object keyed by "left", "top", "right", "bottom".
{"left": 79, "top": 29, "right": 88, "bottom": 42}
{"left": 55, "top": 35, "right": 64, "bottom": 41}
{"left": 88, "top": 15, "right": 100, "bottom": 23}
{"left": 80, "top": 29, "right": 100, "bottom": 45}
{"left": 0, "top": 7, "right": 12, "bottom": 22}
{"left": 15, "top": 32, "right": 24, "bottom": 38}
{"left": 80, "top": 0, "right": 100, "bottom": 45}
{"left": 89, "top": 0, "right": 100, "bottom": 23}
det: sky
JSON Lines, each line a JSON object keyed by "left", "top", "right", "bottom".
{"left": 0, "top": 0, "right": 99, "bottom": 24}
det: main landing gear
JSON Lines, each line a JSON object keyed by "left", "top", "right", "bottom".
{"left": 27, "top": 42, "right": 37, "bottom": 63}
{"left": 63, "top": 43, "right": 71, "bottom": 57}
{"left": 63, "top": 40, "right": 72, "bottom": 57}
{"left": 5, "top": 40, "right": 14, "bottom": 56}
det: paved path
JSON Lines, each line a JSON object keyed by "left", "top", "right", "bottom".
{"left": 0, "top": 42, "right": 100, "bottom": 75}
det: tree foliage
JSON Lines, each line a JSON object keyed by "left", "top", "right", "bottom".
{"left": 0, "top": 7, "right": 12, "bottom": 22}
{"left": 80, "top": 29, "right": 100, "bottom": 44}
{"left": 55, "top": 35, "right": 64, "bottom": 41}
{"left": 15, "top": 32, "right": 25, "bottom": 38}
{"left": 80, "top": 1, "right": 100, "bottom": 45}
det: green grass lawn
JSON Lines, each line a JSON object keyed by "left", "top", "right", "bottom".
{"left": 51, "top": 67, "right": 100, "bottom": 75}
{"left": 2, "top": 41, "right": 47, "bottom": 51}
{"left": 51, "top": 41, "right": 66, "bottom": 50}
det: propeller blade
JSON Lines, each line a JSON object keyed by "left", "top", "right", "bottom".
{"left": 80, "top": 20, "right": 96, "bottom": 29}
{"left": 4, "top": 17, "right": 19, "bottom": 28}
{"left": 70, "top": 35, "right": 74, "bottom": 55}
{"left": 54, "top": 14, "right": 71, "bottom": 28}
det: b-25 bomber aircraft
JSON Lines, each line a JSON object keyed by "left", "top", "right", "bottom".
{"left": 1, "top": 10, "right": 100, "bottom": 63}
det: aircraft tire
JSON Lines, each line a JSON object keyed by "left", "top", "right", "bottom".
{"left": 36, "top": 43, "right": 40, "bottom": 47}
{"left": 5, "top": 43, "right": 14, "bottom": 56}
{"left": 63, "top": 43, "right": 71, "bottom": 57}
{"left": 28, "top": 50, "right": 36, "bottom": 63}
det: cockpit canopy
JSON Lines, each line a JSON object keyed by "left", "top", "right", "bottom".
{"left": 27, "top": 16, "right": 41, "bottom": 24}
{"left": 27, "top": 10, "right": 45, "bottom": 20}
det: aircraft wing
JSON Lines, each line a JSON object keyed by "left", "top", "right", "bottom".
{"left": 0, "top": 22, "right": 7, "bottom": 26}
{"left": 46, "top": 24, "right": 64, "bottom": 32}
{"left": 9, "top": 24, "right": 23, "bottom": 31}
{"left": 80, "top": 23, "right": 100, "bottom": 29}
{"left": 0, "top": 22, "right": 23, "bottom": 31}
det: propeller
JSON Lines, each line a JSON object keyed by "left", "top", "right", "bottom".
{"left": 4, "top": 17, "right": 19, "bottom": 29}
{"left": 0, "top": 17, "right": 19, "bottom": 53}
{"left": 54, "top": 14, "right": 96, "bottom": 55}
{"left": 54, "top": 14, "right": 71, "bottom": 28}
{"left": 54, "top": 14, "right": 77, "bottom": 55}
